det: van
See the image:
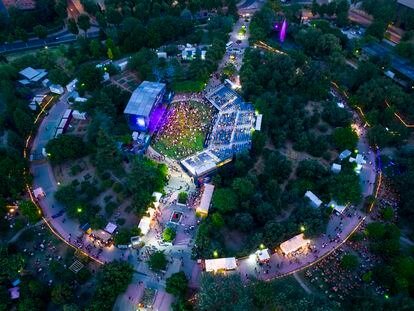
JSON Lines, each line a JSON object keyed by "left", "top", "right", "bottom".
{"left": 226, "top": 41, "right": 233, "bottom": 49}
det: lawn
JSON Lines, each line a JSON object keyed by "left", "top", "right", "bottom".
{"left": 172, "top": 80, "right": 206, "bottom": 93}
{"left": 152, "top": 100, "right": 214, "bottom": 159}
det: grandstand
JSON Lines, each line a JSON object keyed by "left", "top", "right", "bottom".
{"left": 181, "top": 84, "right": 256, "bottom": 180}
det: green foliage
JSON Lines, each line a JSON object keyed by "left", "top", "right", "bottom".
{"left": 51, "top": 284, "right": 75, "bottom": 305}
{"left": 19, "top": 200, "right": 41, "bottom": 223}
{"left": 77, "top": 63, "right": 103, "bottom": 91}
{"left": 148, "top": 251, "right": 167, "bottom": 271}
{"left": 212, "top": 188, "right": 238, "bottom": 214}
{"left": 340, "top": 253, "right": 359, "bottom": 270}
{"left": 163, "top": 227, "right": 176, "bottom": 242}
{"left": 88, "top": 261, "right": 133, "bottom": 311}
{"left": 46, "top": 135, "right": 87, "bottom": 165}
{"left": 178, "top": 192, "right": 188, "bottom": 204}
{"left": 211, "top": 212, "right": 225, "bottom": 228}
{"left": 0, "top": 246, "right": 25, "bottom": 282}
{"left": 128, "top": 156, "right": 167, "bottom": 216}
{"left": 166, "top": 272, "right": 188, "bottom": 297}
{"left": 332, "top": 126, "right": 358, "bottom": 150}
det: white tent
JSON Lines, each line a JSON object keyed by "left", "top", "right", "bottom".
{"left": 138, "top": 217, "right": 151, "bottom": 235}
{"left": 328, "top": 200, "right": 347, "bottom": 214}
{"left": 104, "top": 222, "right": 117, "bottom": 234}
{"left": 280, "top": 233, "right": 310, "bottom": 255}
{"left": 205, "top": 257, "right": 237, "bottom": 272}
{"left": 33, "top": 187, "right": 45, "bottom": 199}
{"left": 197, "top": 184, "right": 215, "bottom": 216}
{"left": 72, "top": 110, "right": 87, "bottom": 120}
{"left": 339, "top": 149, "right": 352, "bottom": 161}
{"left": 304, "top": 191, "right": 322, "bottom": 208}
{"left": 256, "top": 249, "right": 270, "bottom": 262}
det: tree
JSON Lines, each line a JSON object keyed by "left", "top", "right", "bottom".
{"left": 89, "top": 261, "right": 133, "bottom": 311}
{"left": 0, "top": 246, "right": 25, "bottom": 282}
{"left": 33, "top": 25, "right": 47, "bottom": 40}
{"left": 127, "top": 156, "right": 167, "bottom": 215}
{"left": 89, "top": 39, "right": 103, "bottom": 59}
{"left": 19, "top": 200, "right": 41, "bottom": 223}
{"left": 54, "top": 0, "right": 68, "bottom": 20}
{"left": 166, "top": 272, "right": 188, "bottom": 297}
{"left": 77, "top": 63, "right": 103, "bottom": 91}
{"left": 366, "top": 20, "right": 387, "bottom": 39}
{"left": 15, "top": 27, "right": 28, "bottom": 42}
{"left": 46, "top": 135, "right": 87, "bottom": 165}
{"left": 178, "top": 192, "right": 188, "bottom": 204}
{"left": 68, "top": 18, "right": 79, "bottom": 35}
{"left": 77, "top": 14, "right": 90, "bottom": 35}
{"left": 163, "top": 227, "right": 176, "bottom": 242}
{"left": 232, "top": 177, "right": 254, "bottom": 202}
{"left": 51, "top": 284, "right": 75, "bottom": 305}
{"left": 148, "top": 251, "right": 167, "bottom": 271}
{"left": 341, "top": 253, "right": 359, "bottom": 270}
{"left": 332, "top": 126, "right": 358, "bottom": 150}
{"left": 212, "top": 188, "right": 238, "bottom": 214}
{"left": 211, "top": 212, "right": 224, "bottom": 228}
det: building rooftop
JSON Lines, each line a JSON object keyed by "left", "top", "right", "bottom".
{"left": 124, "top": 81, "right": 166, "bottom": 117}
{"left": 398, "top": 0, "right": 414, "bottom": 10}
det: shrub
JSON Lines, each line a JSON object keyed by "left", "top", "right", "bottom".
{"left": 178, "top": 192, "right": 188, "bottom": 204}
{"left": 163, "top": 227, "right": 176, "bottom": 242}
{"left": 116, "top": 218, "right": 126, "bottom": 226}
{"left": 105, "top": 202, "right": 117, "bottom": 216}
{"left": 113, "top": 183, "right": 123, "bottom": 193}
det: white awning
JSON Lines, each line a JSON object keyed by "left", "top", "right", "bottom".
{"left": 104, "top": 222, "right": 117, "bottom": 234}
{"left": 280, "top": 233, "right": 310, "bottom": 254}
{"left": 256, "top": 249, "right": 270, "bottom": 262}
{"left": 205, "top": 257, "right": 237, "bottom": 272}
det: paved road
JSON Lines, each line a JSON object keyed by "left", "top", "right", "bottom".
{"left": 0, "top": 26, "right": 99, "bottom": 54}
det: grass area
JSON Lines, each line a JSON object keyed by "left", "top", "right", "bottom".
{"left": 152, "top": 100, "right": 214, "bottom": 159}
{"left": 172, "top": 80, "right": 206, "bottom": 93}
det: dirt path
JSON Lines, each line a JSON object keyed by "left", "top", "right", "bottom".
{"left": 293, "top": 272, "right": 312, "bottom": 294}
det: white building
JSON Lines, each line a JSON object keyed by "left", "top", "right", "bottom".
{"left": 331, "top": 163, "right": 342, "bottom": 174}
{"left": 304, "top": 191, "right": 322, "bottom": 208}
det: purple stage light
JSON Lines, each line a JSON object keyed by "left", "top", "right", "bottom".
{"left": 280, "top": 19, "right": 287, "bottom": 43}
{"left": 148, "top": 104, "right": 168, "bottom": 133}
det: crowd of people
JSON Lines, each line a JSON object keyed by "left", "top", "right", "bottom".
{"left": 153, "top": 100, "right": 215, "bottom": 159}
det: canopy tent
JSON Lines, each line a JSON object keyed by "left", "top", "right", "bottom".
{"left": 90, "top": 230, "right": 112, "bottom": 244}
{"left": 256, "top": 249, "right": 270, "bottom": 262}
{"left": 280, "top": 233, "right": 310, "bottom": 255}
{"left": 104, "top": 222, "right": 117, "bottom": 234}
{"left": 205, "top": 257, "right": 237, "bottom": 272}
{"left": 197, "top": 184, "right": 215, "bottom": 216}
{"left": 138, "top": 217, "right": 151, "bottom": 235}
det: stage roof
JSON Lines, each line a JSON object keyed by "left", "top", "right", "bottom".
{"left": 124, "top": 81, "right": 166, "bottom": 117}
